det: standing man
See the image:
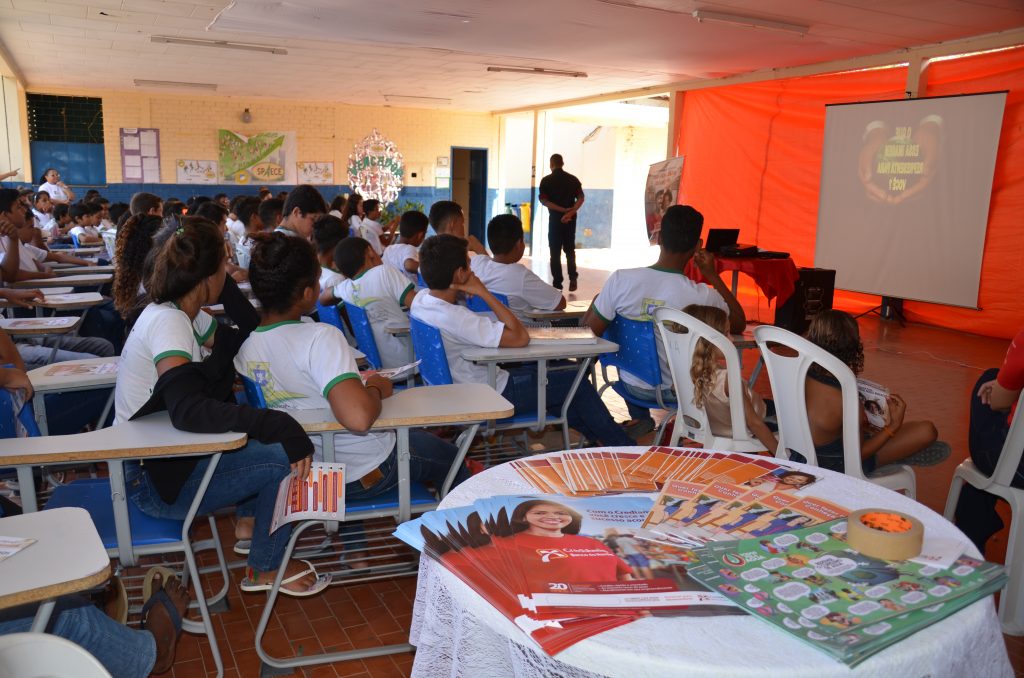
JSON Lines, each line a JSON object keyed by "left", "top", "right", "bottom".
{"left": 539, "top": 154, "right": 585, "bottom": 291}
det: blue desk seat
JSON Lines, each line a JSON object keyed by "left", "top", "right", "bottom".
{"left": 46, "top": 478, "right": 182, "bottom": 549}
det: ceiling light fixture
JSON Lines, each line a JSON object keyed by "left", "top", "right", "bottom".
{"left": 486, "top": 66, "right": 588, "bottom": 78}
{"left": 151, "top": 35, "right": 288, "bottom": 55}
{"left": 134, "top": 79, "right": 218, "bottom": 90}
{"left": 691, "top": 10, "right": 809, "bottom": 36}
{"left": 382, "top": 94, "right": 452, "bottom": 105}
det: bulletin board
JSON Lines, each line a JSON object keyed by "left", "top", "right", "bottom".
{"left": 120, "top": 127, "right": 161, "bottom": 183}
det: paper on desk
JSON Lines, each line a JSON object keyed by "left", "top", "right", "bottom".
{"left": 909, "top": 537, "right": 968, "bottom": 571}
{"left": 44, "top": 362, "right": 118, "bottom": 377}
{"left": 270, "top": 461, "right": 346, "bottom": 532}
{"left": 3, "top": 318, "right": 75, "bottom": 328}
{"left": 527, "top": 327, "right": 597, "bottom": 344}
{"left": 0, "top": 536, "right": 35, "bottom": 563}
{"left": 369, "top": 360, "right": 421, "bottom": 382}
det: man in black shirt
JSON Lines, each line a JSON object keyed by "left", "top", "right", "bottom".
{"left": 538, "top": 154, "right": 585, "bottom": 291}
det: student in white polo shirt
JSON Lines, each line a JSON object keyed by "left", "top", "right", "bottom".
{"left": 411, "top": 234, "right": 633, "bottom": 447}
{"left": 236, "top": 232, "right": 467, "bottom": 504}
{"left": 275, "top": 185, "right": 326, "bottom": 240}
{"left": 470, "top": 213, "right": 565, "bottom": 319}
{"left": 583, "top": 204, "right": 746, "bottom": 437}
{"left": 383, "top": 210, "right": 428, "bottom": 287}
{"left": 359, "top": 199, "right": 391, "bottom": 255}
{"left": 328, "top": 237, "right": 415, "bottom": 369}
{"left": 311, "top": 214, "right": 347, "bottom": 301}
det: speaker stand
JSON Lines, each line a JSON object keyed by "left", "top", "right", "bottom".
{"left": 856, "top": 296, "right": 906, "bottom": 326}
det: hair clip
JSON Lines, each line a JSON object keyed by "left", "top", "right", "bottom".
{"left": 175, "top": 227, "right": 185, "bottom": 236}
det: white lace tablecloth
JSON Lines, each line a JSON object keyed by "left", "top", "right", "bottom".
{"left": 409, "top": 447, "right": 1012, "bottom": 678}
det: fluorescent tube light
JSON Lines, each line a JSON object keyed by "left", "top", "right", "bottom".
{"left": 691, "top": 10, "right": 809, "bottom": 36}
{"left": 383, "top": 94, "right": 452, "bottom": 105}
{"left": 134, "top": 79, "right": 218, "bottom": 90}
{"left": 486, "top": 66, "right": 588, "bottom": 78}
{"left": 151, "top": 36, "right": 287, "bottom": 55}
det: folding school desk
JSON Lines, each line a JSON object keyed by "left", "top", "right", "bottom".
{"left": 12, "top": 273, "right": 112, "bottom": 289}
{"left": 462, "top": 337, "right": 619, "bottom": 449}
{"left": 27, "top": 356, "right": 118, "bottom": 435}
{"left": 0, "top": 508, "right": 110, "bottom": 633}
{"left": 0, "top": 414, "right": 248, "bottom": 677}
{"left": 253, "top": 382, "right": 513, "bottom": 675}
{"left": 51, "top": 265, "right": 116, "bottom": 277}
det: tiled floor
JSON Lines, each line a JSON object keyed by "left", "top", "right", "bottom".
{"left": 114, "top": 259, "right": 1022, "bottom": 676}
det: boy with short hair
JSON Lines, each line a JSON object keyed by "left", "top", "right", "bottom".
{"left": 129, "top": 191, "right": 163, "bottom": 217}
{"left": 233, "top": 196, "right": 264, "bottom": 269}
{"left": 359, "top": 199, "right": 389, "bottom": 255}
{"left": 428, "top": 200, "right": 486, "bottom": 255}
{"left": 329, "top": 237, "right": 415, "bottom": 369}
{"left": 277, "top": 185, "right": 326, "bottom": 240}
{"left": 582, "top": 204, "right": 746, "bottom": 435}
{"left": 258, "top": 198, "right": 284, "bottom": 232}
{"left": 411, "top": 234, "right": 633, "bottom": 447}
{"left": 470, "top": 214, "right": 565, "bottom": 318}
{"left": 383, "top": 210, "right": 428, "bottom": 286}
{"left": 68, "top": 203, "right": 102, "bottom": 245}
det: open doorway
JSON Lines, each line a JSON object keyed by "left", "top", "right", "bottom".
{"left": 451, "top": 147, "right": 488, "bottom": 244}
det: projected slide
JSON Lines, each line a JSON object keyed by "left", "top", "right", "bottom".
{"left": 815, "top": 92, "right": 1006, "bottom": 309}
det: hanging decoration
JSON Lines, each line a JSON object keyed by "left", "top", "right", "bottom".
{"left": 347, "top": 128, "right": 404, "bottom": 204}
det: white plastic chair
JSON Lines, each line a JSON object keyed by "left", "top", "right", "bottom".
{"left": 0, "top": 633, "right": 112, "bottom": 678}
{"left": 753, "top": 325, "right": 916, "bottom": 498}
{"left": 943, "top": 389, "right": 1024, "bottom": 634}
{"left": 100, "top": 230, "right": 116, "bottom": 261}
{"left": 653, "top": 306, "right": 767, "bottom": 453}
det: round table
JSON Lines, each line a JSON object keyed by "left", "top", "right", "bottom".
{"left": 409, "top": 448, "right": 1011, "bottom": 678}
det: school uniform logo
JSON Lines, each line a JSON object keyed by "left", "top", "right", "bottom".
{"left": 537, "top": 548, "right": 568, "bottom": 563}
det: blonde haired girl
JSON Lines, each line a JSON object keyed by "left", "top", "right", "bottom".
{"left": 684, "top": 304, "right": 777, "bottom": 451}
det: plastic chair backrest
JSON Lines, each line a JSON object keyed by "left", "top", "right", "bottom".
{"left": 239, "top": 375, "right": 268, "bottom": 409}
{"left": 990, "top": 389, "right": 1024, "bottom": 486}
{"left": 0, "top": 388, "right": 41, "bottom": 439}
{"left": 653, "top": 306, "right": 753, "bottom": 448}
{"left": 315, "top": 301, "right": 344, "bottom": 331}
{"left": 345, "top": 303, "right": 383, "bottom": 370}
{"left": 466, "top": 292, "right": 509, "bottom": 313}
{"left": 417, "top": 271, "right": 427, "bottom": 289}
{"left": 409, "top": 316, "right": 453, "bottom": 386}
{"left": 101, "top": 230, "right": 117, "bottom": 260}
{"left": 601, "top": 316, "right": 662, "bottom": 389}
{"left": 70, "top": 232, "right": 81, "bottom": 248}
{"left": 753, "top": 325, "right": 864, "bottom": 477}
{"left": 0, "top": 632, "right": 113, "bottom": 678}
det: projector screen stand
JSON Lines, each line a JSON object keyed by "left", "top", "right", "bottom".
{"left": 856, "top": 296, "right": 906, "bottom": 326}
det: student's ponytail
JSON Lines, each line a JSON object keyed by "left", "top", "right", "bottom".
{"left": 144, "top": 217, "right": 224, "bottom": 304}
{"left": 112, "top": 213, "right": 163, "bottom": 316}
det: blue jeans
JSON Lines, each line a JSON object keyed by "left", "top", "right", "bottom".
{"left": 0, "top": 597, "right": 155, "bottom": 678}
{"left": 346, "top": 429, "right": 469, "bottom": 500}
{"left": 502, "top": 366, "right": 634, "bottom": 447}
{"left": 126, "top": 440, "right": 293, "bottom": 572}
{"left": 623, "top": 383, "right": 677, "bottom": 422}
{"left": 44, "top": 387, "right": 113, "bottom": 435}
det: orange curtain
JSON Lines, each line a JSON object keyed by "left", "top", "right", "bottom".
{"left": 676, "top": 46, "right": 1024, "bottom": 339}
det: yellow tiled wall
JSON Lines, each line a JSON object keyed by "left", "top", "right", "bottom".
{"left": 27, "top": 88, "right": 500, "bottom": 187}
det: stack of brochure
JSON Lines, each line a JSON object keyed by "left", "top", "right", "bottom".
{"left": 396, "top": 494, "right": 743, "bottom": 655}
{"left": 687, "top": 519, "right": 1006, "bottom": 666}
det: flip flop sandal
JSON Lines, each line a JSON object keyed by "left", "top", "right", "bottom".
{"left": 103, "top": 574, "right": 128, "bottom": 625}
{"left": 903, "top": 441, "right": 952, "bottom": 467}
{"left": 240, "top": 560, "right": 332, "bottom": 598}
{"left": 142, "top": 566, "right": 178, "bottom": 603}
{"left": 233, "top": 539, "right": 251, "bottom": 556}
{"left": 140, "top": 578, "right": 185, "bottom": 676}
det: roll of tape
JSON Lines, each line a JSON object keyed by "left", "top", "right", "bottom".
{"left": 846, "top": 509, "right": 924, "bottom": 561}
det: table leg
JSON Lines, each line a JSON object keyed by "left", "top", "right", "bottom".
{"left": 107, "top": 460, "right": 136, "bottom": 567}
{"left": 96, "top": 388, "right": 115, "bottom": 430}
{"left": 559, "top": 356, "right": 593, "bottom": 450}
{"left": 17, "top": 466, "right": 37, "bottom": 513}
{"left": 731, "top": 269, "right": 740, "bottom": 297}
{"left": 396, "top": 427, "right": 411, "bottom": 524}
{"left": 442, "top": 423, "right": 479, "bottom": 497}
{"left": 535, "top": 359, "right": 547, "bottom": 433}
{"left": 30, "top": 600, "right": 56, "bottom": 632}
{"left": 485, "top": 363, "right": 498, "bottom": 437}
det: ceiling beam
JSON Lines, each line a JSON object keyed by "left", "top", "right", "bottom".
{"left": 492, "top": 27, "right": 1024, "bottom": 116}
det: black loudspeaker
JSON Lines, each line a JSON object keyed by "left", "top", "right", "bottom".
{"left": 774, "top": 267, "right": 836, "bottom": 335}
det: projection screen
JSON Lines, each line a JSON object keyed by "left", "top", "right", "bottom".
{"left": 814, "top": 92, "right": 1006, "bottom": 308}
